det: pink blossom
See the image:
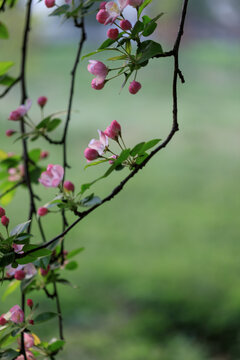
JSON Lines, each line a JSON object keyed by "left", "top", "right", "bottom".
{"left": 96, "top": 9, "right": 109, "bottom": 24}
{"left": 6, "top": 264, "right": 37, "bottom": 280}
{"left": 10, "top": 305, "right": 24, "bottom": 323}
{"left": 128, "top": 0, "right": 143, "bottom": 7}
{"left": 16, "top": 351, "right": 36, "bottom": 360}
{"left": 0, "top": 207, "right": 5, "bottom": 217}
{"left": 107, "top": 28, "right": 119, "bottom": 40}
{"left": 14, "top": 270, "right": 26, "bottom": 281}
{"left": 27, "top": 299, "right": 33, "bottom": 309}
{"left": 40, "top": 150, "right": 49, "bottom": 159}
{"left": 129, "top": 80, "right": 142, "bottom": 94}
{"left": 12, "top": 243, "right": 24, "bottom": 254}
{"left": 64, "top": 181, "right": 75, "bottom": 192}
{"left": 88, "top": 60, "right": 108, "bottom": 79}
{"left": 84, "top": 148, "right": 99, "bottom": 162}
{"left": 104, "top": 120, "right": 121, "bottom": 140}
{"left": 109, "top": 155, "right": 117, "bottom": 164}
{"left": 8, "top": 164, "right": 24, "bottom": 182}
{"left": 6, "top": 129, "right": 16, "bottom": 137}
{"left": 45, "top": 0, "right": 55, "bottom": 7}
{"left": 1, "top": 215, "right": 9, "bottom": 227}
{"left": 37, "top": 207, "right": 48, "bottom": 216}
{"left": 99, "top": 1, "right": 107, "bottom": 9}
{"left": 9, "top": 99, "right": 32, "bottom": 121}
{"left": 120, "top": 19, "right": 132, "bottom": 30}
{"left": 91, "top": 78, "right": 105, "bottom": 90}
{"left": 104, "top": 1, "right": 129, "bottom": 25}
{"left": 18, "top": 333, "right": 34, "bottom": 349}
{"left": 0, "top": 315, "right": 7, "bottom": 325}
{"left": 37, "top": 96, "right": 48, "bottom": 107}
{"left": 88, "top": 130, "right": 108, "bottom": 156}
{"left": 39, "top": 164, "right": 64, "bottom": 188}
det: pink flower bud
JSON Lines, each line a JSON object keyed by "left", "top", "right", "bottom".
{"left": 129, "top": 80, "right": 142, "bottom": 94}
{"left": 63, "top": 181, "right": 75, "bottom": 192}
{"left": 45, "top": 0, "right": 55, "bottom": 7}
{"left": 1, "top": 215, "right": 9, "bottom": 227}
{"left": 27, "top": 299, "right": 33, "bottom": 308}
{"left": 120, "top": 19, "right": 132, "bottom": 30}
{"left": 104, "top": 120, "right": 121, "bottom": 140}
{"left": 40, "top": 151, "right": 49, "bottom": 159}
{"left": 9, "top": 110, "right": 22, "bottom": 121}
{"left": 10, "top": 305, "right": 24, "bottom": 323}
{"left": 100, "top": 1, "right": 107, "bottom": 9}
{"left": 88, "top": 60, "right": 108, "bottom": 78}
{"left": 6, "top": 129, "right": 16, "bottom": 137}
{"left": 0, "top": 207, "right": 5, "bottom": 217}
{"left": 96, "top": 9, "right": 109, "bottom": 24}
{"left": 40, "top": 265, "right": 50, "bottom": 277}
{"left": 128, "top": 0, "right": 143, "bottom": 7}
{"left": 37, "top": 96, "right": 48, "bottom": 107}
{"left": 107, "top": 28, "right": 119, "bottom": 40}
{"left": 37, "top": 207, "right": 48, "bottom": 217}
{"left": 109, "top": 155, "right": 117, "bottom": 164}
{"left": 84, "top": 148, "right": 99, "bottom": 161}
{"left": 14, "top": 270, "right": 26, "bottom": 281}
{"left": 0, "top": 315, "right": 7, "bottom": 325}
{"left": 29, "top": 319, "right": 34, "bottom": 325}
{"left": 91, "top": 78, "right": 105, "bottom": 90}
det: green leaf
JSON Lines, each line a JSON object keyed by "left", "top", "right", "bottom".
{"left": 65, "top": 261, "right": 78, "bottom": 270}
{"left": 16, "top": 255, "right": 36, "bottom": 265}
{"left": 0, "top": 349, "right": 19, "bottom": 360}
{"left": 142, "top": 22, "right": 157, "bottom": 37}
{"left": 47, "top": 118, "right": 61, "bottom": 132}
{"left": 138, "top": 139, "right": 161, "bottom": 154}
{"left": 136, "top": 153, "right": 149, "bottom": 164}
{"left": 0, "top": 62, "right": 14, "bottom": 77}
{"left": 81, "top": 195, "right": 101, "bottom": 207}
{"left": 0, "top": 75, "right": 15, "bottom": 87}
{"left": 107, "top": 55, "right": 127, "bottom": 61}
{"left": 98, "top": 32, "right": 124, "bottom": 50}
{"left": 2, "top": 280, "right": 20, "bottom": 301}
{"left": 125, "top": 39, "right": 132, "bottom": 54}
{"left": 84, "top": 159, "right": 109, "bottom": 169}
{"left": 81, "top": 48, "right": 114, "bottom": 61}
{"left": 0, "top": 252, "right": 15, "bottom": 268}
{"left": 131, "top": 20, "right": 144, "bottom": 37}
{"left": 137, "top": 40, "right": 163, "bottom": 64}
{"left": 49, "top": 4, "right": 69, "bottom": 16}
{"left": 34, "top": 312, "right": 58, "bottom": 324}
{"left": 138, "top": 0, "right": 152, "bottom": 16}
{"left": 142, "top": 15, "right": 151, "bottom": 25}
{"left": 48, "top": 340, "right": 65, "bottom": 352}
{"left": 28, "top": 148, "right": 41, "bottom": 163}
{"left": 36, "top": 116, "right": 51, "bottom": 130}
{"left": 0, "top": 22, "right": 9, "bottom": 39}
{"left": 10, "top": 221, "right": 31, "bottom": 236}
{"left": 66, "top": 247, "right": 84, "bottom": 260}
{"left": 130, "top": 142, "right": 145, "bottom": 157}
{"left": 22, "top": 245, "right": 52, "bottom": 258}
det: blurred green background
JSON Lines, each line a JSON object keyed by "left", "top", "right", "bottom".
{"left": 0, "top": 1, "right": 240, "bottom": 359}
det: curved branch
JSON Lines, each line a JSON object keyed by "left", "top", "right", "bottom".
{"left": 0, "top": 77, "right": 20, "bottom": 98}
{"left": 0, "top": 181, "right": 24, "bottom": 199}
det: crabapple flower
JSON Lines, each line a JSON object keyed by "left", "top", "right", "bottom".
{"left": 64, "top": 181, "right": 75, "bottom": 192}
{"left": 6, "top": 264, "right": 37, "bottom": 280}
{"left": 0, "top": 207, "right": 5, "bottom": 217}
{"left": 1, "top": 215, "right": 9, "bottom": 227}
{"left": 120, "top": 19, "right": 132, "bottom": 30}
{"left": 96, "top": 9, "right": 109, "bottom": 24}
{"left": 0, "top": 315, "right": 7, "bottom": 325}
{"left": 9, "top": 99, "right": 32, "bottom": 121}
{"left": 100, "top": 1, "right": 107, "bottom": 9}
{"left": 129, "top": 80, "right": 142, "bottom": 94}
{"left": 45, "top": 0, "right": 55, "bottom": 7}
{"left": 27, "top": 299, "right": 33, "bottom": 309}
{"left": 88, "top": 60, "right": 108, "bottom": 79}
{"left": 104, "top": 1, "right": 129, "bottom": 25}
{"left": 10, "top": 305, "right": 24, "bottom": 323}
{"left": 8, "top": 164, "right": 24, "bottom": 182}
{"left": 84, "top": 148, "right": 99, "bottom": 161}
{"left": 37, "top": 96, "right": 48, "bottom": 107}
{"left": 107, "top": 28, "right": 119, "bottom": 40}
{"left": 104, "top": 120, "right": 121, "bottom": 140}
{"left": 91, "top": 78, "right": 105, "bottom": 90}
{"left": 6, "top": 129, "right": 16, "bottom": 137}
{"left": 14, "top": 270, "right": 25, "bottom": 281}
{"left": 18, "top": 333, "right": 34, "bottom": 349}
{"left": 128, "top": 0, "right": 143, "bottom": 7}
{"left": 16, "top": 351, "right": 36, "bottom": 360}
{"left": 40, "top": 150, "right": 49, "bottom": 159}
{"left": 39, "top": 164, "right": 64, "bottom": 188}
{"left": 88, "top": 130, "right": 108, "bottom": 156}
{"left": 37, "top": 207, "right": 48, "bottom": 217}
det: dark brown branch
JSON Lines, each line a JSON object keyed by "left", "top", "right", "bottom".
{"left": 16, "top": 0, "right": 190, "bottom": 260}
{"left": 0, "top": 0, "right": 7, "bottom": 11}
{"left": 0, "top": 77, "right": 20, "bottom": 98}
{"left": 0, "top": 181, "right": 24, "bottom": 199}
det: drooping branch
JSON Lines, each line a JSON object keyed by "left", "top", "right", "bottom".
{"left": 0, "top": 77, "right": 20, "bottom": 98}
{"left": 15, "top": 0, "right": 190, "bottom": 260}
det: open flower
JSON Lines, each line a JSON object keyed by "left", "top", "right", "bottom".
{"left": 9, "top": 99, "right": 32, "bottom": 121}
{"left": 103, "top": 1, "right": 129, "bottom": 24}
{"left": 9, "top": 305, "right": 24, "bottom": 324}
{"left": 39, "top": 164, "right": 64, "bottom": 188}
{"left": 18, "top": 333, "right": 35, "bottom": 350}
{"left": 6, "top": 263, "right": 37, "bottom": 280}
{"left": 16, "top": 351, "right": 36, "bottom": 360}
{"left": 88, "top": 130, "right": 108, "bottom": 156}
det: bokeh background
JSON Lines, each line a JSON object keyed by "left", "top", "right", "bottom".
{"left": 0, "top": 1, "right": 240, "bottom": 359}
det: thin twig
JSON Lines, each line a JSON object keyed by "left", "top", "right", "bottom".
{"left": 0, "top": 181, "right": 24, "bottom": 199}
{"left": 0, "top": 77, "right": 20, "bottom": 98}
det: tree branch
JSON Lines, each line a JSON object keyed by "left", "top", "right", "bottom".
{"left": 0, "top": 77, "right": 20, "bottom": 98}
{"left": 0, "top": 181, "right": 24, "bottom": 199}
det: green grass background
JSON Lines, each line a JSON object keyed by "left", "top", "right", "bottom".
{"left": 0, "top": 6, "right": 240, "bottom": 360}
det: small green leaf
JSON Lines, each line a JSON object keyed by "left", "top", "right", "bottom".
{"left": 0, "top": 349, "right": 19, "bottom": 360}
{"left": 34, "top": 312, "right": 58, "bottom": 324}
{"left": 139, "top": 139, "right": 161, "bottom": 154}
{"left": 98, "top": 33, "right": 124, "bottom": 50}
{"left": 0, "top": 75, "right": 15, "bottom": 87}
{"left": 137, "top": 40, "right": 163, "bottom": 64}
{"left": 2, "top": 280, "right": 20, "bottom": 301}
{"left": 36, "top": 116, "right": 51, "bottom": 130}
{"left": 107, "top": 55, "right": 128, "bottom": 61}
{"left": 131, "top": 20, "right": 144, "bottom": 37}
{"left": 28, "top": 148, "right": 41, "bottom": 163}
{"left": 65, "top": 261, "right": 78, "bottom": 270}
{"left": 84, "top": 159, "right": 109, "bottom": 169}
{"left": 142, "top": 22, "right": 157, "bottom": 37}
{"left": 49, "top": 4, "right": 69, "bottom": 16}
{"left": 81, "top": 48, "right": 114, "bottom": 61}
{"left": 48, "top": 340, "right": 65, "bottom": 352}
{"left": 138, "top": 0, "right": 152, "bottom": 16}
{"left": 0, "top": 62, "right": 14, "bottom": 77}
{"left": 47, "top": 118, "right": 61, "bottom": 132}
{"left": 130, "top": 142, "right": 145, "bottom": 157}
{"left": 10, "top": 221, "right": 31, "bottom": 236}
{"left": 0, "top": 22, "right": 9, "bottom": 39}
{"left": 66, "top": 247, "right": 84, "bottom": 259}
